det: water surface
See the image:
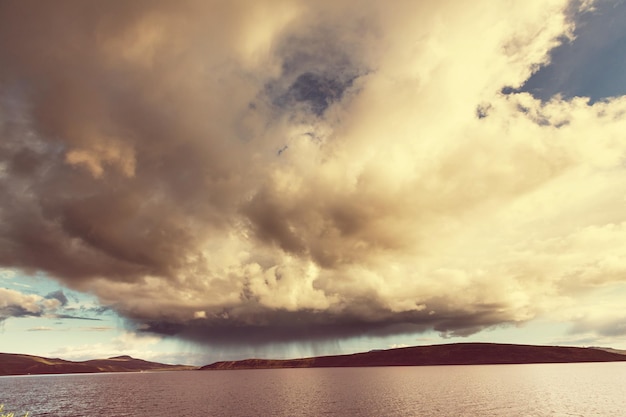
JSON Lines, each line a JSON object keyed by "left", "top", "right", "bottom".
{"left": 2, "top": 362, "right": 626, "bottom": 416}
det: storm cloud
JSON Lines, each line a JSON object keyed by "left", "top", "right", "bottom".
{"left": 2, "top": 0, "right": 626, "bottom": 346}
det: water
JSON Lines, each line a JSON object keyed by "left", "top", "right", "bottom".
{"left": 2, "top": 362, "right": 626, "bottom": 416}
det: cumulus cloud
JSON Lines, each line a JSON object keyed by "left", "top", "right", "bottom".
{"left": 0, "top": 288, "right": 62, "bottom": 321}
{"left": 1, "top": 0, "right": 626, "bottom": 346}
{"left": 0, "top": 287, "right": 101, "bottom": 322}
{"left": 46, "top": 290, "right": 69, "bottom": 306}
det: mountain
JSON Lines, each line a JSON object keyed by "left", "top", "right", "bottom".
{"left": 200, "top": 342, "right": 626, "bottom": 370}
{"left": 0, "top": 353, "right": 195, "bottom": 376}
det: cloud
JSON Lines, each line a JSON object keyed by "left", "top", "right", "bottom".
{"left": 27, "top": 325, "right": 114, "bottom": 332}
{"left": 47, "top": 331, "right": 163, "bottom": 362}
{"left": 388, "top": 344, "right": 409, "bottom": 349}
{"left": 0, "top": 269, "right": 16, "bottom": 280}
{"left": 1, "top": 0, "right": 626, "bottom": 347}
{"left": 55, "top": 314, "right": 103, "bottom": 321}
{"left": 46, "top": 290, "right": 68, "bottom": 306}
{"left": 0, "top": 287, "right": 101, "bottom": 322}
{"left": 0, "top": 288, "right": 61, "bottom": 321}
{"left": 27, "top": 326, "right": 54, "bottom": 332}
{"left": 79, "top": 326, "right": 115, "bottom": 332}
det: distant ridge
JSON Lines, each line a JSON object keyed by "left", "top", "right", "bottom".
{"left": 590, "top": 347, "right": 626, "bottom": 356}
{"left": 0, "top": 353, "right": 195, "bottom": 376}
{"left": 200, "top": 343, "right": 626, "bottom": 370}
{"left": 108, "top": 355, "right": 134, "bottom": 360}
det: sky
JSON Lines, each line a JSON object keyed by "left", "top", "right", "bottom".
{"left": 1, "top": 0, "right": 626, "bottom": 366}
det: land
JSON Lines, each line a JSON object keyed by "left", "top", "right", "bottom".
{"left": 0, "top": 353, "right": 195, "bottom": 376}
{"left": 200, "top": 343, "right": 626, "bottom": 370}
{"left": 4, "top": 343, "right": 625, "bottom": 376}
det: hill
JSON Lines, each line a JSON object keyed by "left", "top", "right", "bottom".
{"left": 0, "top": 353, "right": 195, "bottom": 376}
{"left": 200, "top": 342, "right": 626, "bottom": 370}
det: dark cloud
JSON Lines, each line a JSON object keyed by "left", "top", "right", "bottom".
{"left": 88, "top": 306, "right": 113, "bottom": 315}
{"left": 129, "top": 298, "right": 519, "bottom": 346}
{"left": 0, "top": 304, "right": 35, "bottom": 321}
{"left": 46, "top": 290, "right": 68, "bottom": 306}
{"left": 278, "top": 71, "right": 357, "bottom": 116}
{"left": 0, "top": 288, "right": 61, "bottom": 321}
{"left": 0, "top": 287, "right": 102, "bottom": 322}
{"left": 1, "top": 0, "right": 626, "bottom": 348}
{"left": 55, "top": 314, "right": 103, "bottom": 321}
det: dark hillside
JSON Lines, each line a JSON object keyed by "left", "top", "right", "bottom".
{"left": 0, "top": 353, "right": 194, "bottom": 376}
{"left": 200, "top": 343, "right": 626, "bottom": 370}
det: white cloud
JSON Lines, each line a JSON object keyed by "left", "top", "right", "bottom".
{"left": 0, "top": 268, "right": 16, "bottom": 280}
{"left": 388, "top": 343, "right": 409, "bottom": 349}
{"left": 1, "top": 0, "right": 626, "bottom": 345}
{"left": 0, "top": 288, "right": 61, "bottom": 321}
{"left": 48, "top": 331, "right": 163, "bottom": 362}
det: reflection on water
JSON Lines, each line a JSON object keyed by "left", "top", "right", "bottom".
{"left": 2, "top": 362, "right": 626, "bottom": 416}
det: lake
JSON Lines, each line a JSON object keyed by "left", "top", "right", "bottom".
{"left": 2, "top": 362, "right": 626, "bottom": 416}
